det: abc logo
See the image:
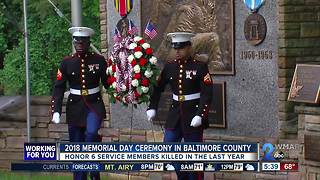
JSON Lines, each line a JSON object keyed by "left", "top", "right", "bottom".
{"left": 273, "top": 150, "right": 285, "bottom": 160}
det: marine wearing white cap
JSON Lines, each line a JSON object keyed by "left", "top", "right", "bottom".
{"left": 52, "top": 26, "right": 105, "bottom": 180}
{"left": 147, "top": 31, "right": 213, "bottom": 180}
{"left": 167, "top": 32, "right": 195, "bottom": 49}
{"left": 68, "top": 27, "right": 95, "bottom": 37}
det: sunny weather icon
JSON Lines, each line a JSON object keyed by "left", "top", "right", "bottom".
{"left": 205, "top": 164, "right": 215, "bottom": 171}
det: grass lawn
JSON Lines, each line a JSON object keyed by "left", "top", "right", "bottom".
{"left": 0, "top": 171, "right": 124, "bottom": 180}
{"left": 0, "top": 171, "right": 72, "bottom": 180}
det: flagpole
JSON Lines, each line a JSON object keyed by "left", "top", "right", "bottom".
{"left": 47, "top": 0, "right": 101, "bottom": 55}
{"left": 23, "top": 0, "right": 31, "bottom": 142}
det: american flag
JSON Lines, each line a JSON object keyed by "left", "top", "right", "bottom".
{"left": 144, "top": 21, "right": 157, "bottom": 40}
{"left": 128, "top": 19, "right": 138, "bottom": 35}
{"left": 113, "top": 27, "right": 121, "bottom": 42}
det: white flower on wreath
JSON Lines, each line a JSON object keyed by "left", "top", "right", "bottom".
{"left": 121, "top": 84, "right": 127, "bottom": 91}
{"left": 149, "top": 56, "right": 157, "bottom": 65}
{"left": 127, "top": 54, "right": 135, "bottom": 63}
{"left": 106, "top": 66, "right": 113, "bottom": 75}
{"left": 144, "top": 69, "right": 153, "bottom": 78}
{"left": 133, "top": 65, "right": 141, "bottom": 73}
{"left": 112, "top": 82, "right": 117, "bottom": 89}
{"left": 132, "top": 79, "right": 139, "bottom": 87}
{"left": 134, "top": 36, "right": 142, "bottom": 42}
{"left": 141, "top": 86, "right": 149, "bottom": 93}
{"left": 113, "top": 72, "right": 118, "bottom": 78}
{"left": 142, "top": 43, "right": 150, "bottom": 49}
{"left": 134, "top": 51, "right": 143, "bottom": 59}
{"left": 129, "top": 43, "right": 137, "bottom": 50}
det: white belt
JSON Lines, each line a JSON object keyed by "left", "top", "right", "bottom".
{"left": 70, "top": 87, "right": 100, "bottom": 96}
{"left": 173, "top": 93, "right": 200, "bottom": 102}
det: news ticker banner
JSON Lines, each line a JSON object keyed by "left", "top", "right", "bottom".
{"left": 24, "top": 142, "right": 258, "bottom": 162}
{"left": 11, "top": 162, "right": 259, "bottom": 172}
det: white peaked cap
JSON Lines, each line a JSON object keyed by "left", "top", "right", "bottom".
{"left": 68, "top": 27, "right": 95, "bottom": 37}
{"left": 167, "top": 32, "right": 195, "bottom": 43}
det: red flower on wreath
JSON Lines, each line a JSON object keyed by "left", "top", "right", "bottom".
{"left": 138, "top": 39, "right": 145, "bottom": 44}
{"left": 108, "top": 59, "right": 113, "bottom": 66}
{"left": 107, "top": 76, "right": 116, "bottom": 85}
{"left": 139, "top": 58, "right": 148, "bottom": 66}
{"left": 141, "top": 79, "right": 149, "bottom": 86}
{"left": 131, "top": 60, "right": 137, "bottom": 67}
{"left": 112, "top": 64, "right": 116, "bottom": 72}
{"left": 145, "top": 48, "right": 153, "bottom": 55}
{"left": 134, "top": 46, "right": 142, "bottom": 52}
{"left": 134, "top": 73, "right": 141, "bottom": 79}
{"left": 134, "top": 91, "right": 140, "bottom": 98}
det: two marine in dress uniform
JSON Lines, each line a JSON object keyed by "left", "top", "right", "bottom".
{"left": 51, "top": 27, "right": 213, "bottom": 180}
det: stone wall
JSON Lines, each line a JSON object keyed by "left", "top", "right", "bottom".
{"left": 0, "top": 96, "right": 111, "bottom": 170}
{"left": 278, "top": 0, "right": 320, "bottom": 139}
{"left": 296, "top": 105, "right": 320, "bottom": 180}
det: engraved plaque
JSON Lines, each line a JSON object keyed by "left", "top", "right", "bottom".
{"left": 288, "top": 64, "right": 320, "bottom": 104}
{"left": 208, "top": 81, "right": 226, "bottom": 128}
{"left": 305, "top": 134, "right": 320, "bottom": 161}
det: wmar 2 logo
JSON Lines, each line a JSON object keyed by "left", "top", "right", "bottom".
{"left": 262, "top": 143, "right": 287, "bottom": 161}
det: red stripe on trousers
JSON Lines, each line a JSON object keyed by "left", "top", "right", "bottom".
{"left": 198, "top": 129, "right": 204, "bottom": 180}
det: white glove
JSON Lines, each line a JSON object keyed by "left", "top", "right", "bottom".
{"left": 51, "top": 112, "right": 60, "bottom": 124}
{"left": 146, "top": 109, "right": 156, "bottom": 121}
{"left": 190, "top": 115, "right": 202, "bottom": 127}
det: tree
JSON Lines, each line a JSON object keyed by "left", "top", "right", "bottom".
{"left": 0, "top": 0, "right": 23, "bottom": 69}
{"left": 0, "top": 0, "right": 100, "bottom": 95}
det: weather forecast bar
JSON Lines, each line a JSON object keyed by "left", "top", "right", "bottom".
{"left": 11, "top": 162, "right": 260, "bottom": 172}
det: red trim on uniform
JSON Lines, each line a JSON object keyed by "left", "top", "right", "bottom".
{"left": 179, "top": 102, "right": 187, "bottom": 137}
{"left": 56, "top": 69, "right": 62, "bottom": 80}
{"left": 197, "top": 172, "right": 203, "bottom": 180}
{"left": 201, "top": 129, "right": 204, "bottom": 142}
{"left": 198, "top": 128, "right": 204, "bottom": 180}
{"left": 204, "top": 105, "right": 210, "bottom": 118}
